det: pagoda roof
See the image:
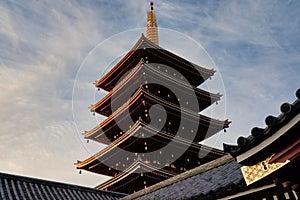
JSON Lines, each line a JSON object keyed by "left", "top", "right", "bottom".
{"left": 95, "top": 160, "right": 176, "bottom": 194}
{"left": 96, "top": 34, "right": 215, "bottom": 91}
{"left": 224, "top": 88, "right": 300, "bottom": 166}
{"left": 91, "top": 61, "right": 222, "bottom": 116}
{"left": 76, "top": 121, "right": 226, "bottom": 177}
{"left": 84, "top": 87, "right": 230, "bottom": 144}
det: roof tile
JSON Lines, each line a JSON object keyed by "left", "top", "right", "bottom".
{"left": 0, "top": 172, "right": 125, "bottom": 200}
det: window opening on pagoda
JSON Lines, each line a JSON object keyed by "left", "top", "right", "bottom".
{"left": 126, "top": 157, "right": 129, "bottom": 161}
{"left": 168, "top": 121, "right": 171, "bottom": 125}
{"left": 190, "top": 129, "right": 194, "bottom": 133}
{"left": 182, "top": 126, "right": 185, "bottom": 130}
{"left": 158, "top": 90, "right": 160, "bottom": 94}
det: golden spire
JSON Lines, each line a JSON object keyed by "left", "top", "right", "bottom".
{"left": 146, "top": 2, "right": 159, "bottom": 45}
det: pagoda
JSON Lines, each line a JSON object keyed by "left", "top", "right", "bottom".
{"left": 76, "top": 2, "right": 230, "bottom": 194}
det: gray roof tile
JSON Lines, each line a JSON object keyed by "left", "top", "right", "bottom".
{"left": 0, "top": 172, "right": 125, "bottom": 200}
{"left": 127, "top": 156, "right": 245, "bottom": 200}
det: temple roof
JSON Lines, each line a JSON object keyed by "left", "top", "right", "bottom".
{"left": 95, "top": 35, "right": 215, "bottom": 91}
{"left": 91, "top": 61, "right": 221, "bottom": 116}
{"left": 122, "top": 156, "right": 300, "bottom": 200}
{"left": 0, "top": 171, "right": 125, "bottom": 200}
{"left": 122, "top": 155, "right": 246, "bottom": 200}
{"left": 84, "top": 88, "right": 230, "bottom": 144}
{"left": 224, "top": 88, "right": 300, "bottom": 166}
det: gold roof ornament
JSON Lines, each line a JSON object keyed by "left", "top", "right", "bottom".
{"left": 146, "top": 2, "right": 159, "bottom": 45}
{"left": 241, "top": 154, "right": 290, "bottom": 185}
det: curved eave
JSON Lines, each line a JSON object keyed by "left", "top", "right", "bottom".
{"left": 83, "top": 88, "right": 144, "bottom": 139}
{"left": 224, "top": 114, "right": 300, "bottom": 165}
{"left": 84, "top": 88, "right": 229, "bottom": 142}
{"left": 236, "top": 113, "right": 300, "bottom": 164}
{"left": 224, "top": 97, "right": 300, "bottom": 165}
{"left": 95, "top": 35, "right": 146, "bottom": 89}
{"left": 91, "top": 62, "right": 222, "bottom": 115}
{"left": 76, "top": 122, "right": 142, "bottom": 176}
{"left": 95, "top": 35, "right": 215, "bottom": 91}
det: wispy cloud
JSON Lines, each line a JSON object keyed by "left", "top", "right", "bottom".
{"left": 0, "top": 0, "right": 299, "bottom": 187}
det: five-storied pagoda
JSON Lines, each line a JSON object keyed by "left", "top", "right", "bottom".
{"left": 76, "top": 2, "right": 230, "bottom": 194}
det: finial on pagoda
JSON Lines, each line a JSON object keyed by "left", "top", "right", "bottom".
{"left": 146, "top": 2, "right": 159, "bottom": 45}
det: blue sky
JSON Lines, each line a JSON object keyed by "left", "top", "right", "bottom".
{"left": 0, "top": 0, "right": 300, "bottom": 187}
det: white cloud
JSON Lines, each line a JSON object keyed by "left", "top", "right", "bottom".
{"left": 0, "top": 0, "right": 300, "bottom": 188}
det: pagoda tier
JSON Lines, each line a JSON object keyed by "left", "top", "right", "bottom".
{"left": 91, "top": 61, "right": 222, "bottom": 116}
{"left": 76, "top": 121, "right": 225, "bottom": 177}
{"left": 95, "top": 34, "right": 216, "bottom": 91}
{"left": 84, "top": 87, "right": 230, "bottom": 144}
{"left": 95, "top": 160, "right": 175, "bottom": 194}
